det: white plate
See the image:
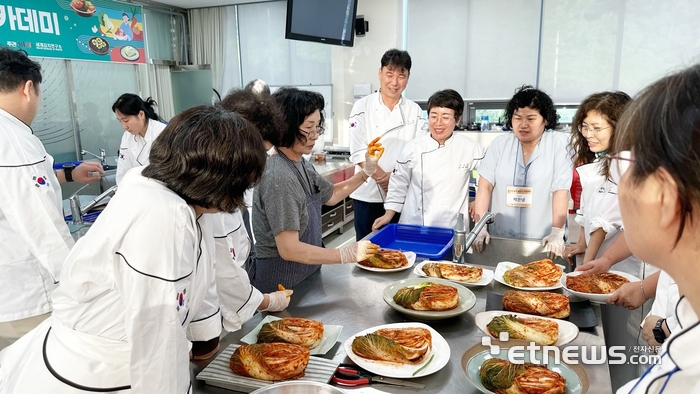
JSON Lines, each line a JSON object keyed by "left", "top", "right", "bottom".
{"left": 562, "top": 270, "right": 640, "bottom": 304}
{"left": 494, "top": 261, "right": 564, "bottom": 291}
{"left": 120, "top": 45, "right": 140, "bottom": 61}
{"left": 474, "top": 310, "right": 579, "bottom": 346}
{"left": 413, "top": 261, "right": 494, "bottom": 287}
{"left": 355, "top": 251, "right": 417, "bottom": 272}
{"left": 382, "top": 277, "right": 476, "bottom": 320}
{"left": 344, "top": 322, "right": 450, "bottom": 378}
{"left": 464, "top": 347, "right": 584, "bottom": 394}
{"left": 240, "top": 315, "right": 342, "bottom": 355}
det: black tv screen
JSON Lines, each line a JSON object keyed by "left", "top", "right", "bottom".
{"left": 285, "top": 0, "right": 359, "bottom": 47}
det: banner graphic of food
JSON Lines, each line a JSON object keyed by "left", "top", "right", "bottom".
{"left": 1, "top": 0, "right": 146, "bottom": 63}
{"left": 68, "top": 0, "right": 146, "bottom": 63}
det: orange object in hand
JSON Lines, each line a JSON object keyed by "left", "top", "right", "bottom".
{"left": 367, "top": 137, "right": 385, "bottom": 158}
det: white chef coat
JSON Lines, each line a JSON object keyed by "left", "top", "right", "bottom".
{"left": 207, "top": 211, "right": 262, "bottom": 332}
{"left": 0, "top": 108, "right": 74, "bottom": 322}
{"left": 0, "top": 168, "right": 227, "bottom": 393}
{"left": 477, "top": 131, "right": 573, "bottom": 239}
{"left": 643, "top": 271, "right": 680, "bottom": 333}
{"left": 115, "top": 119, "right": 167, "bottom": 184}
{"left": 575, "top": 160, "right": 643, "bottom": 276}
{"left": 384, "top": 132, "right": 485, "bottom": 228}
{"left": 348, "top": 92, "right": 425, "bottom": 203}
{"left": 618, "top": 296, "right": 700, "bottom": 394}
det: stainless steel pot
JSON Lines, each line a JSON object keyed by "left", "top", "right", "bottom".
{"left": 249, "top": 381, "right": 347, "bottom": 394}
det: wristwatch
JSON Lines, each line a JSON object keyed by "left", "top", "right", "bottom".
{"left": 653, "top": 318, "right": 668, "bottom": 344}
{"left": 62, "top": 163, "right": 75, "bottom": 182}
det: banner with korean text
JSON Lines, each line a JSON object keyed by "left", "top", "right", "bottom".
{"left": 0, "top": 0, "right": 146, "bottom": 63}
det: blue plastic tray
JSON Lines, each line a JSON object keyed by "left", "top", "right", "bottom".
{"left": 368, "top": 223, "right": 454, "bottom": 259}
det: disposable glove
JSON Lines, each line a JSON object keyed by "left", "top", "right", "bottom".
{"left": 339, "top": 241, "right": 380, "bottom": 264}
{"left": 363, "top": 137, "right": 384, "bottom": 178}
{"left": 542, "top": 227, "right": 566, "bottom": 258}
{"left": 472, "top": 227, "right": 490, "bottom": 253}
{"left": 261, "top": 289, "right": 294, "bottom": 312}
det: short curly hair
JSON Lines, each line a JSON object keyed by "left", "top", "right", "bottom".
{"left": 220, "top": 88, "right": 286, "bottom": 147}
{"left": 505, "top": 85, "right": 558, "bottom": 130}
{"left": 142, "top": 105, "right": 266, "bottom": 213}
{"left": 272, "top": 87, "right": 325, "bottom": 149}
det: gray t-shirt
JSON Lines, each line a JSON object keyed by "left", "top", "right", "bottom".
{"left": 253, "top": 154, "right": 334, "bottom": 258}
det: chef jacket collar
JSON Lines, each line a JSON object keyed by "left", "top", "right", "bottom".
{"left": 426, "top": 131, "right": 455, "bottom": 149}
{"left": 129, "top": 119, "right": 158, "bottom": 143}
{"left": 666, "top": 296, "right": 700, "bottom": 371}
{"left": 0, "top": 107, "right": 33, "bottom": 132}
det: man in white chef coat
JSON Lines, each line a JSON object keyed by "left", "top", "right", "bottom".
{"left": 349, "top": 48, "right": 425, "bottom": 240}
{"left": 0, "top": 48, "right": 103, "bottom": 343}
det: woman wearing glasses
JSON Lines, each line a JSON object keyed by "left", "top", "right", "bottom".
{"left": 614, "top": 64, "right": 700, "bottom": 394}
{"left": 249, "top": 87, "right": 383, "bottom": 293}
{"left": 472, "top": 85, "right": 572, "bottom": 256}
{"left": 562, "top": 92, "right": 645, "bottom": 274}
{"left": 565, "top": 92, "right": 657, "bottom": 385}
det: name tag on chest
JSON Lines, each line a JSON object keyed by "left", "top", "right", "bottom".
{"left": 506, "top": 186, "right": 533, "bottom": 208}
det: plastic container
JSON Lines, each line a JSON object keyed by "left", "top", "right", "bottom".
{"left": 480, "top": 115, "right": 490, "bottom": 131}
{"left": 368, "top": 223, "right": 454, "bottom": 259}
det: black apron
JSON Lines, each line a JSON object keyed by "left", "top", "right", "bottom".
{"left": 250, "top": 151, "right": 323, "bottom": 293}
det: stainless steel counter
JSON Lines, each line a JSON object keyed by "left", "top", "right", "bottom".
{"left": 190, "top": 237, "right": 613, "bottom": 394}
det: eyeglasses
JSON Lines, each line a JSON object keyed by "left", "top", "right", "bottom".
{"left": 605, "top": 150, "right": 635, "bottom": 184}
{"left": 578, "top": 124, "right": 611, "bottom": 135}
{"left": 299, "top": 125, "right": 325, "bottom": 138}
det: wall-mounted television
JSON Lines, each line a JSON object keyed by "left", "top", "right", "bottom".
{"left": 285, "top": 0, "right": 359, "bottom": 47}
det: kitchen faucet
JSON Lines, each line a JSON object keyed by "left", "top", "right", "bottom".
{"left": 68, "top": 185, "right": 118, "bottom": 225}
{"left": 81, "top": 148, "right": 106, "bottom": 166}
{"left": 464, "top": 212, "right": 495, "bottom": 252}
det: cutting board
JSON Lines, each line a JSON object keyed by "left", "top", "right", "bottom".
{"left": 196, "top": 344, "right": 339, "bottom": 393}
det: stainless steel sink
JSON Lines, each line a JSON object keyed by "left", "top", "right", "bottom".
{"left": 100, "top": 168, "right": 117, "bottom": 193}
{"left": 464, "top": 236, "right": 572, "bottom": 272}
{"left": 67, "top": 222, "right": 92, "bottom": 241}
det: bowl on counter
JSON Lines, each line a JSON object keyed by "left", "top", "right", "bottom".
{"left": 249, "top": 381, "right": 346, "bottom": 394}
{"left": 466, "top": 122, "right": 480, "bottom": 131}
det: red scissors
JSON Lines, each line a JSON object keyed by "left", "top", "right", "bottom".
{"left": 331, "top": 364, "right": 425, "bottom": 388}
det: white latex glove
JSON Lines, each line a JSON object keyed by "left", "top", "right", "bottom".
{"left": 339, "top": 241, "right": 380, "bottom": 264}
{"left": 542, "top": 227, "right": 566, "bottom": 258}
{"left": 472, "top": 227, "right": 490, "bottom": 253}
{"left": 363, "top": 137, "right": 384, "bottom": 178}
{"left": 363, "top": 153, "right": 379, "bottom": 178}
{"left": 261, "top": 289, "right": 293, "bottom": 312}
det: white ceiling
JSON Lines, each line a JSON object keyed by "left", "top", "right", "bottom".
{"left": 152, "top": 0, "right": 271, "bottom": 9}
